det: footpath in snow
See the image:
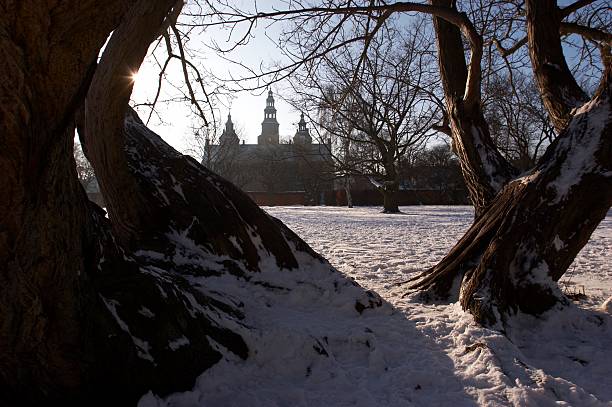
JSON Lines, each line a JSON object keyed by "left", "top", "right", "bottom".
{"left": 141, "top": 206, "right": 612, "bottom": 407}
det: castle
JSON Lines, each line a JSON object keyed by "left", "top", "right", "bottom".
{"left": 201, "top": 90, "right": 334, "bottom": 205}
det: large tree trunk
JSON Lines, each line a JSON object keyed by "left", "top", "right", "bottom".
{"left": 410, "top": 0, "right": 612, "bottom": 326}
{"left": 0, "top": 1, "right": 129, "bottom": 402}
{"left": 410, "top": 74, "right": 611, "bottom": 323}
{"left": 1, "top": 1, "right": 384, "bottom": 404}
{"left": 0, "top": 1, "right": 253, "bottom": 402}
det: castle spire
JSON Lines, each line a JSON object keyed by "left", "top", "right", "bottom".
{"left": 220, "top": 111, "right": 239, "bottom": 146}
{"left": 293, "top": 112, "right": 312, "bottom": 144}
{"left": 258, "top": 89, "right": 280, "bottom": 144}
{"left": 225, "top": 112, "right": 234, "bottom": 132}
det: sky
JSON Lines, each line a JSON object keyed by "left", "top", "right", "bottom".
{"left": 130, "top": 1, "right": 305, "bottom": 156}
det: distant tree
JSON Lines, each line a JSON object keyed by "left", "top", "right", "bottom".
{"left": 227, "top": 0, "right": 611, "bottom": 324}
{"left": 484, "top": 72, "right": 556, "bottom": 170}
{"left": 294, "top": 23, "right": 441, "bottom": 213}
{"left": 308, "top": 95, "right": 359, "bottom": 207}
{"left": 407, "top": 144, "right": 465, "bottom": 200}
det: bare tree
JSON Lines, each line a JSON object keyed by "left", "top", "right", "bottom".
{"left": 2, "top": 1, "right": 610, "bottom": 403}
{"left": 292, "top": 23, "right": 441, "bottom": 212}
{"left": 0, "top": 1, "right": 374, "bottom": 403}
{"left": 484, "top": 72, "right": 557, "bottom": 170}
{"left": 409, "top": 144, "right": 465, "bottom": 198}
{"left": 407, "top": 0, "right": 611, "bottom": 325}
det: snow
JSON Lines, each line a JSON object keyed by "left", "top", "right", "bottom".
{"left": 470, "top": 126, "right": 507, "bottom": 192}
{"left": 169, "top": 173, "right": 187, "bottom": 201}
{"left": 138, "top": 306, "right": 155, "bottom": 319}
{"left": 602, "top": 297, "right": 612, "bottom": 314}
{"left": 553, "top": 235, "right": 565, "bottom": 251}
{"left": 101, "top": 295, "right": 156, "bottom": 364}
{"left": 545, "top": 96, "right": 610, "bottom": 203}
{"left": 139, "top": 206, "right": 612, "bottom": 406}
{"left": 169, "top": 336, "right": 191, "bottom": 351}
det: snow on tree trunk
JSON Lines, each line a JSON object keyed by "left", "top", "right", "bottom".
{"left": 84, "top": 106, "right": 384, "bottom": 403}
{"left": 431, "top": 0, "right": 518, "bottom": 218}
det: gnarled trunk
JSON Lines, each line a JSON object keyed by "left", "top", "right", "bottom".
{"left": 0, "top": 1, "right": 128, "bottom": 402}
{"left": 410, "top": 76, "right": 611, "bottom": 323}
{"left": 1, "top": 1, "right": 384, "bottom": 404}
{"left": 410, "top": 0, "right": 611, "bottom": 325}
{"left": 431, "top": 0, "right": 517, "bottom": 218}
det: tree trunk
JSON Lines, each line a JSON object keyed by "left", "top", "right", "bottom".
{"left": 381, "top": 180, "right": 400, "bottom": 213}
{"left": 431, "top": 0, "right": 517, "bottom": 217}
{"left": 2, "top": 1, "right": 386, "bottom": 404}
{"left": 409, "top": 0, "right": 612, "bottom": 326}
{"left": 0, "top": 0, "right": 247, "bottom": 401}
{"left": 526, "top": 0, "right": 589, "bottom": 132}
{"left": 0, "top": 1, "right": 129, "bottom": 402}
{"left": 345, "top": 176, "right": 353, "bottom": 208}
{"left": 410, "top": 62, "right": 612, "bottom": 327}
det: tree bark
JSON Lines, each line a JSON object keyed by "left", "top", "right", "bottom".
{"left": 378, "top": 156, "right": 401, "bottom": 213}
{"left": 411, "top": 74, "right": 611, "bottom": 324}
{"left": 83, "top": 0, "right": 177, "bottom": 247}
{"left": 526, "top": 0, "right": 589, "bottom": 132}
{"left": 0, "top": 1, "right": 130, "bottom": 402}
{"left": 345, "top": 177, "right": 353, "bottom": 208}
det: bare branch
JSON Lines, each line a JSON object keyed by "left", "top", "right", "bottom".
{"left": 170, "top": 23, "right": 209, "bottom": 126}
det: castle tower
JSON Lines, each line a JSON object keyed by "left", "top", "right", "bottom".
{"left": 220, "top": 112, "right": 239, "bottom": 146}
{"left": 258, "top": 89, "right": 280, "bottom": 144}
{"left": 293, "top": 112, "right": 312, "bottom": 144}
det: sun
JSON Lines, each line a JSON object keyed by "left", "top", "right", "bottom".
{"left": 129, "top": 70, "right": 139, "bottom": 83}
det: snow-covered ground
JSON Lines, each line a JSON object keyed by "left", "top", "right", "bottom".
{"left": 141, "top": 206, "right": 611, "bottom": 407}
{"left": 267, "top": 206, "right": 611, "bottom": 310}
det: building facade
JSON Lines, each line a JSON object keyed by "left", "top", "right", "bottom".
{"left": 202, "top": 90, "right": 334, "bottom": 205}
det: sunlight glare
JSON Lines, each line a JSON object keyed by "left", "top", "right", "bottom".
{"left": 129, "top": 70, "right": 139, "bottom": 83}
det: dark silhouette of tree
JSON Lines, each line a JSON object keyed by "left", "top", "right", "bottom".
{"left": 0, "top": 1, "right": 378, "bottom": 404}
{"left": 408, "top": 144, "right": 465, "bottom": 198}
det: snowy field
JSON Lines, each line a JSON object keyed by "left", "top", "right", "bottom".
{"left": 266, "top": 206, "right": 612, "bottom": 310}
{"left": 142, "top": 206, "right": 611, "bottom": 407}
